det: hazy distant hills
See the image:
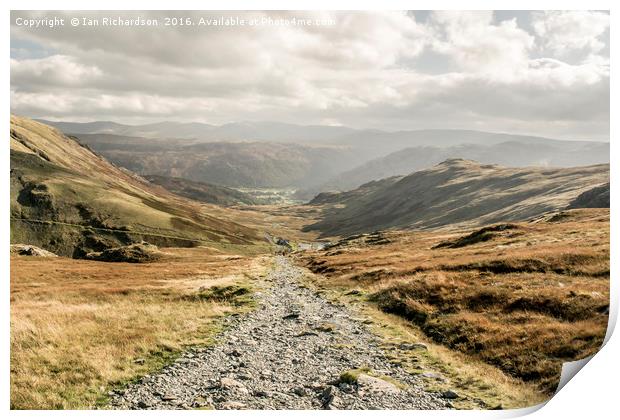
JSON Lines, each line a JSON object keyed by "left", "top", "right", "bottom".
{"left": 38, "top": 118, "right": 604, "bottom": 150}
{"left": 298, "top": 141, "right": 610, "bottom": 198}
{"left": 73, "top": 134, "right": 363, "bottom": 189}
{"left": 304, "top": 159, "right": 610, "bottom": 237}
{"left": 36, "top": 119, "right": 357, "bottom": 143}
{"left": 10, "top": 116, "right": 259, "bottom": 257}
{"left": 38, "top": 119, "right": 609, "bottom": 194}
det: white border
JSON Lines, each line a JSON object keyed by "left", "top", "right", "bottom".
{"left": 3, "top": 1, "right": 616, "bottom": 419}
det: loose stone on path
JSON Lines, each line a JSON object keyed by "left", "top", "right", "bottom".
{"left": 108, "top": 256, "right": 450, "bottom": 410}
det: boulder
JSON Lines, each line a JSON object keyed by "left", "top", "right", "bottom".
{"left": 10, "top": 244, "right": 57, "bottom": 257}
{"left": 84, "top": 242, "right": 162, "bottom": 263}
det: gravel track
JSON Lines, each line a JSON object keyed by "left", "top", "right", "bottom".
{"left": 108, "top": 256, "right": 449, "bottom": 410}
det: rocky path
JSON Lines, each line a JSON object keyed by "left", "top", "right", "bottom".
{"left": 108, "top": 256, "right": 449, "bottom": 410}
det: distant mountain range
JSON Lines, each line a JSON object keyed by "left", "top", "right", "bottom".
{"left": 304, "top": 159, "right": 610, "bottom": 237}
{"left": 38, "top": 118, "right": 606, "bottom": 151}
{"left": 297, "top": 141, "right": 610, "bottom": 199}
{"left": 36, "top": 119, "right": 358, "bottom": 144}
{"left": 72, "top": 133, "right": 362, "bottom": 189}
{"left": 37, "top": 119, "right": 609, "bottom": 195}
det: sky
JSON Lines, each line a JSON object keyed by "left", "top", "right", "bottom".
{"left": 10, "top": 10, "right": 610, "bottom": 141}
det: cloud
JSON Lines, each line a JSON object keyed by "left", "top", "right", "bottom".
{"left": 11, "top": 55, "right": 102, "bottom": 87}
{"left": 429, "top": 11, "right": 535, "bottom": 81}
{"left": 532, "top": 11, "right": 610, "bottom": 57}
{"left": 10, "top": 10, "right": 610, "bottom": 140}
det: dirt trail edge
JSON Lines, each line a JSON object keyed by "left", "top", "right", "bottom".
{"left": 108, "top": 256, "right": 449, "bottom": 410}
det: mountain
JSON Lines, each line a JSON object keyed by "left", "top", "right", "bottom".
{"left": 72, "top": 134, "right": 362, "bottom": 189}
{"left": 10, "top": 115, "right": 260, "bottom": 257}
{"left": 308, "top": 177, "right": 403, "bottom": 206}
{"left": 304, "top": 159, "right": 610, "bottom": 237}
{"left": 37, "top": 119, "right": 609, "bottom": 193}
{"left": 568, "top": 183, "right": 610, "bottom": 209}
{"left": 38, "top": 118, "right": 606, "bottom": 149}
{"left": 36, "top": 119, "right": 357, "bottom": 143}
{"left": 144, "top": 175, "right": 259, "bottom": 206}
{"left": 297, "top": 141, "right": 610, "bottom": 199}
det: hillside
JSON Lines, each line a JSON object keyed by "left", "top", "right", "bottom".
{"left": 144, "top": 175, "right": 259, "bottom": 206}
{"left": 10, "top": 115, "right": 261, "bottom": 257}
{"left": 568, "top": 183, "right": 610, "bottom": 209}
{"left": 73, "top": 134, "right": 361, "bottom": 189}
{"left": 40, "top": 121, "right": 609, "bottom": 193}
{"left": 304, "top": 159, "right": 609, "bottom": 237}
{"left": 298, "top": 208, "right": 609, "bottom": 394}
{"left": 298, "top": 141, "right": 610, "bottom": 198}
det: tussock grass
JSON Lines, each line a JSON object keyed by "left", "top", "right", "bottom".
{"left": 10, "top": 247, "right": 271, "bottom": 409}
{"left": 298, "top": 208, "right": 609, "bottom": 397}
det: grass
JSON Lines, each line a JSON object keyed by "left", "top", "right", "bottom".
{"left": 297, "top": 208, "right": 609, "bottom": 405}
{"left": 10, "top": 247, "right": 271, "bottom": 409}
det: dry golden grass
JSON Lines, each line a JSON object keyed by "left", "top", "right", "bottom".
{"left": 298, "top": 208, "right": 609, "bottom": 397}
{"left": 203, "top": 203, "right": 324, "bottom": 243}
{"left": 10, "top": 247, "right": 272, "bottom": 409}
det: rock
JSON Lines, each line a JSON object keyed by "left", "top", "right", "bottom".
{"left": 137, "top": 401, "right": 149, "bottom": 409}
{"left": 295, "top": 330, "right": 319, "bottom": 337}
{"left": 219, "top": 377, "right": 246, "bottom": 390}
{"left": 253, "top": 390, "right": 270, "bottom": 398}
{"left": 10, "top": 244, "right": 57, "bottom": 257}
{"left": 398, "top": 342, "right": 428, "bottom": 351}
{"left": 441, "top": 390, "right": 459, "bottom": 399}
{"left": 320, "top": 385, "right": 341, "bottom": 409}
{"left": 314, "top": 322, "right": 336, "bottom": 333}
{"left": 133, "top": 358, "right": 146, "bottom": 365}
{"left": 292, "top": 386, "right": 306, "bottom": 396}
{"left": 228, "top": 349, "right": 242, "bottom": 357}
{"left": 338, "top": 383, "right": 355, "bottom": 393}
{"left": 282, "top": 313, "right": 300, "bottom": 320}
{"left": 421, "top": 372, "right": 447, "bottom": 382}
{"left": 356, "top": 374, "right": 401, "bottom": 394}
{"left": 84, "top": 242, "right": 162, "bottom": 263}
{"left": 321, "top": 385, "right": 336, "bottom": 402}
{"left": 221, "top": 401, "right": 246, "bottom": 410}
{"left": 345, "top": 289, "right": 362, "bottom": 296}
{"left": 309, "top": 382, "right": 324, "bottom": 390}
{"left": 161, "top": 394, "right": 176, "bottom": 401}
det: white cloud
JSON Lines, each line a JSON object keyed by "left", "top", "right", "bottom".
{"left": 9, "top": 10, "right": 610, "bottom": 140}
{"left": 10, "top": 55, "right": 102, "bottom": 86}
{"left": 429, "top": 11, "right": 534, "bottom": 81}
{"left": 532, "top": 11, "right": 610, "bottom": 57}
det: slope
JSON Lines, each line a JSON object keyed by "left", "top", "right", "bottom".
{"left": 298, "top": 141, "right": 609, "bottom": 199}
{"left": 10, "top": 115, "right": 261, "bottom": 257}
{"left": 304, "top": 159, "right": 609, "bottom": 237}
{"left": 144, "top": 175, "right": 259, "bottom": 206}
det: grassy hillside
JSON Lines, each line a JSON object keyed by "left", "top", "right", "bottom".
{"left": 297, "top": 141, "right": 609, "bottom": 199}
{"left": 305, "top": 159, "right": 609, "bottom": 237}
{"left": 298, "top": 208, "right": 609, "bottom": 395}
{"left": 10, "top": 115, "right": 261, "bottom": 257}
{"left": 73, "top": 133, "right": 362, "bottom": 189}
{"left": 144, "top": 175, "right": 259, "bottom": 206}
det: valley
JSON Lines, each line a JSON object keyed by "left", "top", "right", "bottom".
{"left": 10, "top": 116, "right": 610, "bottom": 410}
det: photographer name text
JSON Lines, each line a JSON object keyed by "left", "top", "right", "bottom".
{"left": 14, "top": 15, "right": 336, "bottom": 29}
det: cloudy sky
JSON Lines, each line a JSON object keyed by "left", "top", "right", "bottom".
{"left": 10, "top": 10, "right": 610, "bottom": 140}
